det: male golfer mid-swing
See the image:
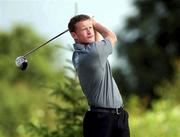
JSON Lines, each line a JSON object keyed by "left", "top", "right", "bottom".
{"left": 68, "top": 14, "right": 130, "bottom": 137}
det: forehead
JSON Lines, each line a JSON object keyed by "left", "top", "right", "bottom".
{"left": 75, "top": 19, "right": 92, "bottom": 28}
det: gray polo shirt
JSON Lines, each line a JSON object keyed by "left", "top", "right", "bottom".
{"left": 72, "top": 38, "right": 123, "bottom": 108}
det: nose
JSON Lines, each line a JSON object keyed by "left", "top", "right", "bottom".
{"left": 87, "top": 28, "right": 92, "bottom": 35}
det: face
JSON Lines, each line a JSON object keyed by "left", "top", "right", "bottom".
{"left": 71, "top": 19, "right": 95, "bottom": 44}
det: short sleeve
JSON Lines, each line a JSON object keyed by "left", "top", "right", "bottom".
{"left": 95, "top": 38, "right": 113, "bottom": 64}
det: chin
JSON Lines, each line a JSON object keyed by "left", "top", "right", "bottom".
{"left": 88, "top": 41, "right": 95, "bottom": 44}
{"left": 80, "top": 38, "right": 95, "bottom": 44}
{"left": 88, "top": 38, "right": 95, "bottom": 43}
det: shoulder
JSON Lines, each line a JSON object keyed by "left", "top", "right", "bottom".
{"left": 95, "top": 38, "right": 112, "bottom": 47}
{"left": 72, "top": 51, "right": 79, "bottom": 68}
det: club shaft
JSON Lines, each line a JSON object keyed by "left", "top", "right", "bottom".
{"left": 23, "top": 29, "right": 69, "bottom": 57}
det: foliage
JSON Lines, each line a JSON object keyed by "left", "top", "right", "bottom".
{"left": 22, "top": 68, "right": 88, "bottom": 137}
{"left": 128, "top": 63, "right": 180, "bottom": 137}
{"left": 0, "top": 80, "right": 53, "bottom": 137}
{"left": 129, "top": 98, "right": 180, "bottom": 137}
{"left": 114, "top": 0, "right": 180, "bottom": 107}
{"left": 0, "top": 25, "right": 65, "bottom": 137}
{"left": 155, "top": 61, "right": 180, "bottom": 105}
{"left": 0, "top": 24, "right": 64, "bottom": 86}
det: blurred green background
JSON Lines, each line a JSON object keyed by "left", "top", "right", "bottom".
{"left": 0, "top": 0, "right": 179, "bottom": 137}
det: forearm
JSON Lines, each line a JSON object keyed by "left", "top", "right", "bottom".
{"left": 94, "top": 30, "right": 103, "bottom": 41}
{"left": 93, "top": 22, "right": 117, "bottom": 46}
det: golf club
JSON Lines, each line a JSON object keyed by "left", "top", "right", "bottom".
{"left": 15, "top": 29, "right": 69, "bottom": 71}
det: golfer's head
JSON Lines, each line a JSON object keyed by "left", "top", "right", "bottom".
{"left": 68, "top": 14, "right": 95, "bottom": 44}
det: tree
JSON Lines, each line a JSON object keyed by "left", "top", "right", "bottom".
{"left": 0, "top": 24, "right": 65, "bottom": 137}
{"left": 114, "top": 0, "right": 180, "bottom": 107}
{"left": 24, "top": 67, "right": 87, "bottom": 137}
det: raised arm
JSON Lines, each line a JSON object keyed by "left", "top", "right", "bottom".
{"left": 91, "top": 18, "right": 117, "bottom": 46}
{"left": 94, "top": 30, "right": 103, "bottom": 42}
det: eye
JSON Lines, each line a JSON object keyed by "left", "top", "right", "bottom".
{"left": 80, "top": 28, "right": 86, "bottom": 31}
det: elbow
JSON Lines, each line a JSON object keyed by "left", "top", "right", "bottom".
{"left": 113, "top": 33, "right": 117, "bottom": 44}
{"left": 111, "top": 32, "right": 117, "bottom": 46}
{"left": 104, "top": 31, "right": 117, "bottom": 46}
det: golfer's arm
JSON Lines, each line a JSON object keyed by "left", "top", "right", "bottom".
{"left": 93, "top": 22, "right": 117, "bottom": 46}
{"left": 94, "top": 30, "right": 103, "bottom": 41}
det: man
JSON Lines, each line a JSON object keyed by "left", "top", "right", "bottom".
{"left": 68, "top": 14, "right": 130, "bottom": 137}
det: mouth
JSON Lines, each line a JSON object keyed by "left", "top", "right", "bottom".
{"left": 88, "top": 35, "right": 94, "bottom": 39}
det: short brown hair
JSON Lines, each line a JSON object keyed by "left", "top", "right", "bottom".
{"left": 68, "top": 14, "right": 90, "bottom": 32}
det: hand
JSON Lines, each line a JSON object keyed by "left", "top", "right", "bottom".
{"left": 90, "top": 17, "right": 117, "bottom": 46}
{"left": 91, "top": 16, "right": 96, "bottom": 26}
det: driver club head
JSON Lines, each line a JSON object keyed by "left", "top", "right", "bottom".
{"left": 15, "top": 29, "right": 68, "bottom": 71}
{"left": 15, "top": 56, "right": 28, "bottom": 71}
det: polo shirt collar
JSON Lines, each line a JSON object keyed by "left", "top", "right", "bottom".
{"left": 73, "top": 43, "right": 85, "bottom": 50}
{"left": 73, "top": 42, "right": 94, "bottom": 50}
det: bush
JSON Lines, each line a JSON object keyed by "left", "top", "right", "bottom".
{"left": 129, "top": 99, "right": 180, "bottom": 137}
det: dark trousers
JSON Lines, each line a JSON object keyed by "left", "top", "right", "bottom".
{"left": 83, "top": 108, "right": 130, "bottom": 137}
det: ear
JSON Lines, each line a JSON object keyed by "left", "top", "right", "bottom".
{"left": 71, "top": 32, "right": 78, "bottom": 40}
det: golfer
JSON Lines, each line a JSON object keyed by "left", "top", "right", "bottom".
{"left": 68, "top": 14, "right": 130, "bottom": 137}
